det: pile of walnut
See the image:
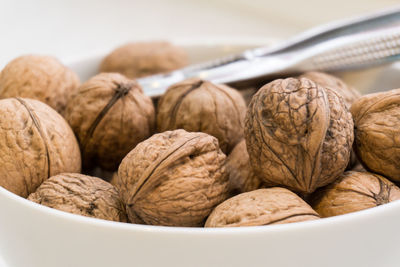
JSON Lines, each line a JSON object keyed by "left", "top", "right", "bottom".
{"left": 1, "top": 41, "right": 400, "bottom": 228}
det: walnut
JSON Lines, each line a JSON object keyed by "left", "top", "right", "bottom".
{"left": 157, "top": 78, "right": 247, "bottom": 154}
{"left": 110, "top": 172, "right": 119, "bottom": 187}
{"left": 311, "top": 171, "right": 400, "bottom": 217}
{"left": 226, "top": 139, "right": 265, "bottom": 195}
{"left": 115, "top": 129, "right": 229, "bottom": 226}
{"left": 28, "top": 173, "right": 127, "bottom": 222}
{"left": 64, "top": 73, "right": 155, "bottom": 171}
{"left": 205, "top": 188, "right": 320, "bottom": 227}
{"left": 301, "top": 72, "right": 361, "bottom": 168}
{"left": 0, "top": 98, "right": 81, "bottom": 197}
{"left": 245, "top": 78, "right": 354, "bottom": 194}
{"left": 99, "top": 41, "right": 188, "bottom": 78}
{"left": 351, "top": 89, "right": 400, "bottom": 182}
{"left": 299, "top": 71, "right": 361, "bottom": 109}
{"left": 0, "top": 55, "right": 80, "bottom": 114}
{"left": 352, "top": 163, "right": 366, "bottom": 172}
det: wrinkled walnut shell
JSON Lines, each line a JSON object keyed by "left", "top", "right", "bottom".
{"left": 301, "top": 72, "right": 361, "bottom": 169}
{"left": 64, "top": 73, "right": 155, "bottom": 171}
{"left": 157, "top": 78, "right": 247, "bottom": 154}
{"left": 205, "top": 188, "right": 320, "bottom": 227}
{"left": 311, "top": 171, "right": 400, "bottom": 217}
{"left": 351, "top": 88, "right": 400, "bottom": 182}
{"left": 226, "top": 139, "right": 265, "bottom": 195}
{"left": 116, "top": 129, "right": 229, "bottom": 226}
{"left": 0, "top": 55, "right": 80, "bottom": 114}
{"left": 300, "top": 71, "right": 361, "bottom": 109}
{"left": 0, "top": 98, "right": 81, "bottom": 197}
{"left": 28, "top": 173, "right": 127, "bottom": 222}
{"left": 245, "top": 78, "right": 354, "bottom": 194}
{"left": 301, "top": 72, "right": 361, "bottom": 168}
{"left": 99, "top": 41, "right": 188, "bottom": 78}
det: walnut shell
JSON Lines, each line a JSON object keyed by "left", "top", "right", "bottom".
{"left": 110, "top": 172, "right": 119, "bottom": 187}
{"left": 116, "top": 129, "right": 229, "bottom": 226}
{"left": 226, "top": 139, "right": 265, "bottom": 195}
{"left": 64, "top": 73, "right": 155, "bottom": 171}
{"left": 300, "top": 71, "right": 361, "bottom": 109}
{"left": 245, "top": 78, "right": 354, "bottom": 194}
{"left": 157, "top": 78, "right": 247, "bottom": 154}
{"left": 352, "top": 163, "right": 366, "bottom": 172}
{"left": 311, "top": 171, "right": 400, "bottom": 217}
{"left": 28, "top": 173, "right": 127, "bottom": 222}
{"left": 0, "top": 55, "right": 80, "bottom": 114}
{"left": 205, "top": 188, "right": 320, "bottom": 227}
{"left": 351, "top": 88, "right": 400, "bottom": 182}
{"left": 300, "top": 72, "right": 361, "bottom": 169}
{"left": 0, "top": 98, "right": 81, "bottom": 197}
{"left": 99, "top": 41, "right": 188, "bottom": 79}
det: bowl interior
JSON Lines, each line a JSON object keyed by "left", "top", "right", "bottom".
{"left": 2, "top": 39, "right": 400, "bottom": 267}
{"left": 3, "top": 39, "right": 400, "bottom": 230}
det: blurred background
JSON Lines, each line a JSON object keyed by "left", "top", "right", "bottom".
{"left": 1, "top": 0, "right": 399, "bottom": 68}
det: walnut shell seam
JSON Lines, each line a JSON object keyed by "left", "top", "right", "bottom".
{"left": 16, "top": 97, "right": 51, "bottom": 178}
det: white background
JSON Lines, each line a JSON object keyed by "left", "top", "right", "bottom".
{"left": 1, "top": 0, "right": 399, "bottom": 67}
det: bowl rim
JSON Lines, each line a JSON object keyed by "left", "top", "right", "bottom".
{"left": 2, "top": 182, "right": 400, "bottom": 235}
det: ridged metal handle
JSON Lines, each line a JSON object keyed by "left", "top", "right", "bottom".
{"left": 307, "top": 28, "right": 400, "bottom": 71}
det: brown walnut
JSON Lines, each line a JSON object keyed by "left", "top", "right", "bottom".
{"left": 352, "top": 163, "right": 366, "bottom": 172}
{"left": 0, "top": 98, "right": 81, "bottom": 197}
{"left": 0, "top": 55, "right": 80, "bottom": 114}
{"left": 157, "top": 78, "right": 247, "bottom": 154}
{"left": 300, "top": 71, "right": 361, "bottom": 109}
{"left": 245, "top": 77, "right": 354, "bottom": 194}
{"left": 311, "top": 171, "right": 400, "bottom": 217}
{"left": 28, "top": 173, "right": 127, "bottom": 222}
{"left": 225, "top": 139, "right": 265, "bottom": 195}
{"left": 300, "top": 71, "right": 361, "bottom": 168}
{"left": 99, "top": 41, "right": 188, "bottom": 78}
{"left": 64, "top": 73, "right": 155, "bottom": 171}
{"left": 110, "top": 172, "right": 119, "bottom": 187}
{"left": 351, "top": 88, "right": 400, "bottom": 182}
{"left": 116, "top": 129, "right": 229, "bottom": 226}
{"left": 205, "top": 188, "right": 320, "bottom": 227}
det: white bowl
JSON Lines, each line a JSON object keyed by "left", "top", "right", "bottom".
{"left": 1, "top": 40, "right": 400, "bottom": 267}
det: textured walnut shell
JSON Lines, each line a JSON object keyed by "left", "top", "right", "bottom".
{"left": 110, "top": 172, "right": 119, "bottom": 187}
{"left": 301, "top": 72, "right": 361, "bottom": 169}
{"left": 245, "top": 78, "right": 354, "bottom": 194}
{"left": 0, "top": 98, "right": 81, "bottom": 197}
{"left": 157, "top": 78, "right": 247, "bottom": 154}
{"left": 116, "top": 129, "right": 229, "bottom": 226}
{"left": 99, "top": 41, "right": 188, "bottom": 79}
{"left": 64, "top": 73, "right": 155, "bottom": 171}
{"left": 0, "top": 55, "right": 80, "bottom": 114}
{"left": 351, "top": 88, "right": 400, "bottom": 182}
{"left": 311, "top": 171, "right": 400, "bottom": 217}
{"left": 28, "top": 173, "right": 127, "bottom": 222}
{"left": 300, "top": 72, "right": 361, "bottom": 109}
{"left": 226, "top": 139, "right": 265, "bottom": 195}
{"left": 205, "top": 188, "right": 320, "bottom": 227}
